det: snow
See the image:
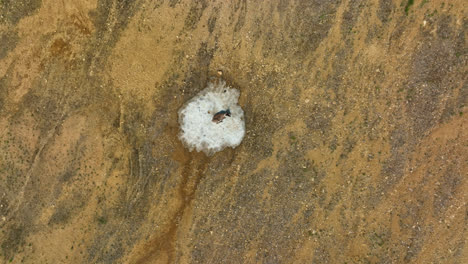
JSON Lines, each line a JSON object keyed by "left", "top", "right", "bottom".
{"left": 178, "top": 80, "right": 245, "bottom": 155}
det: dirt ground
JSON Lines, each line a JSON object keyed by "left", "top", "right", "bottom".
{"left": 0, "top": 0, "right": 467, "bottom": 263}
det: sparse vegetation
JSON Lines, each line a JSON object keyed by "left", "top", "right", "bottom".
{"left": 1, "top": 0, "right": 466, "bottom": 263}
{"left": 97, "top": 216, "right": 107, "bottom": 225}
{"left": 405, "top": 0, "right": 415, "bottom": 15}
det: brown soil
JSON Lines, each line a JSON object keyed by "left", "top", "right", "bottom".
{"left": 0, "top": 0, "right": 467, "bottom": 263}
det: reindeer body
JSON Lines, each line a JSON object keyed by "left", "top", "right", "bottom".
{"left": 212, "top": 109, "right": 231, "bottom": 123}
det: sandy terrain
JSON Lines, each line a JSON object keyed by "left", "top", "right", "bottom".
{"left": 0, "top": 0, "right": 467, "bottom": 263}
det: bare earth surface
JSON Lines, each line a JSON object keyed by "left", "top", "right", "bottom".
{"left": 0, "top": 0, "right": 467, "bottom": 263}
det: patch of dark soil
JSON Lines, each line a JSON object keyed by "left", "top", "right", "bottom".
{"left": 168, "top": 0, "right": 181, "bottom": 8}
{"left": 206, "top": 7, "right": 218, "bottom": 34}
{"left": 305, "top": 103, "right": 334, "bottom": 136}
{"left": 0, "top": 77, "right": 5, "bottom": 112}
{"left": 290, "top": 1, "right": 338, "bottom": 57}
{"left": 436, "top": 15, "right": 454, "bottom": 39}
{"left": 48, "top": 191, "right": 87, "bottom": 226}
{"left": 433, "top": 165, "right": 462, "bottom": 218}
{"left": 183, "top": 0, "right": 208, "bottom": 30}
{"left": 341, "top": 1, "right": 364, "bottom": 37}
{"left": 0, "top": 223, "right": 25, "bottom": 260}
{"left": 233, "top": 0, "right": 247, "bottom": 32}
{"left": 379, "top": 125, "right": 409, "bottom": 192}
{"left": 399, "top": 200, "right": 426, "bottom": 261}
{"left": 260, "top": 0, "right": 338, "bottom": 59}
{"left": 184, "top": 43, "right": 216, "bottom": 94}
{"left": 0, "top": 63, "right": 16, "bottom": 114}
{"left": 406, "top": 37, "right": 459, "bottom": 139}
{"left": 0, "top": 30, "right": 18, "bottom": 59}
{"left": 87, "top": 226, "right": 126, "bottom": 264}
{"left": 192, "top": 168, "right": 306, "bottom": 263}
{"left": 0, "top": 196, "right": 9, "bottom": 219}
{"left": 240, "top": 104, "right": 274, "bottom": 159}
{"left": 312, "top": 245, "right": 331, "bottom": 263}
{"left": 378, "top": 0, "right": 394, "bottom": 23}
{"left": 323, "top": 47, "right": 347, "bottom": 99}
{"left": 87, "top": 0, "right": 142, "bottom": 71}
{"left": 0, "top": 0, "right": 42, "bottom": 25}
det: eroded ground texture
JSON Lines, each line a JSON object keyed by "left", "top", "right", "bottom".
{"left": 0, "top": 0, "right": 467, "bottom": 263}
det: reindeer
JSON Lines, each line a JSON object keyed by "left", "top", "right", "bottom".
{"left": 212, "top": 109, "right": 231, "bottom": 123}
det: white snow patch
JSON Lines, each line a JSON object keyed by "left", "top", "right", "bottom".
{"left": 178, "top": 80, "right": 245, "bottom": 155}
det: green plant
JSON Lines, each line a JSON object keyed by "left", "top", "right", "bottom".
{"left": 405, "top": 0, "right": 414, "bottom": 15}
{"left": 97, "top": 216, "right": 107, "bottom": 225}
